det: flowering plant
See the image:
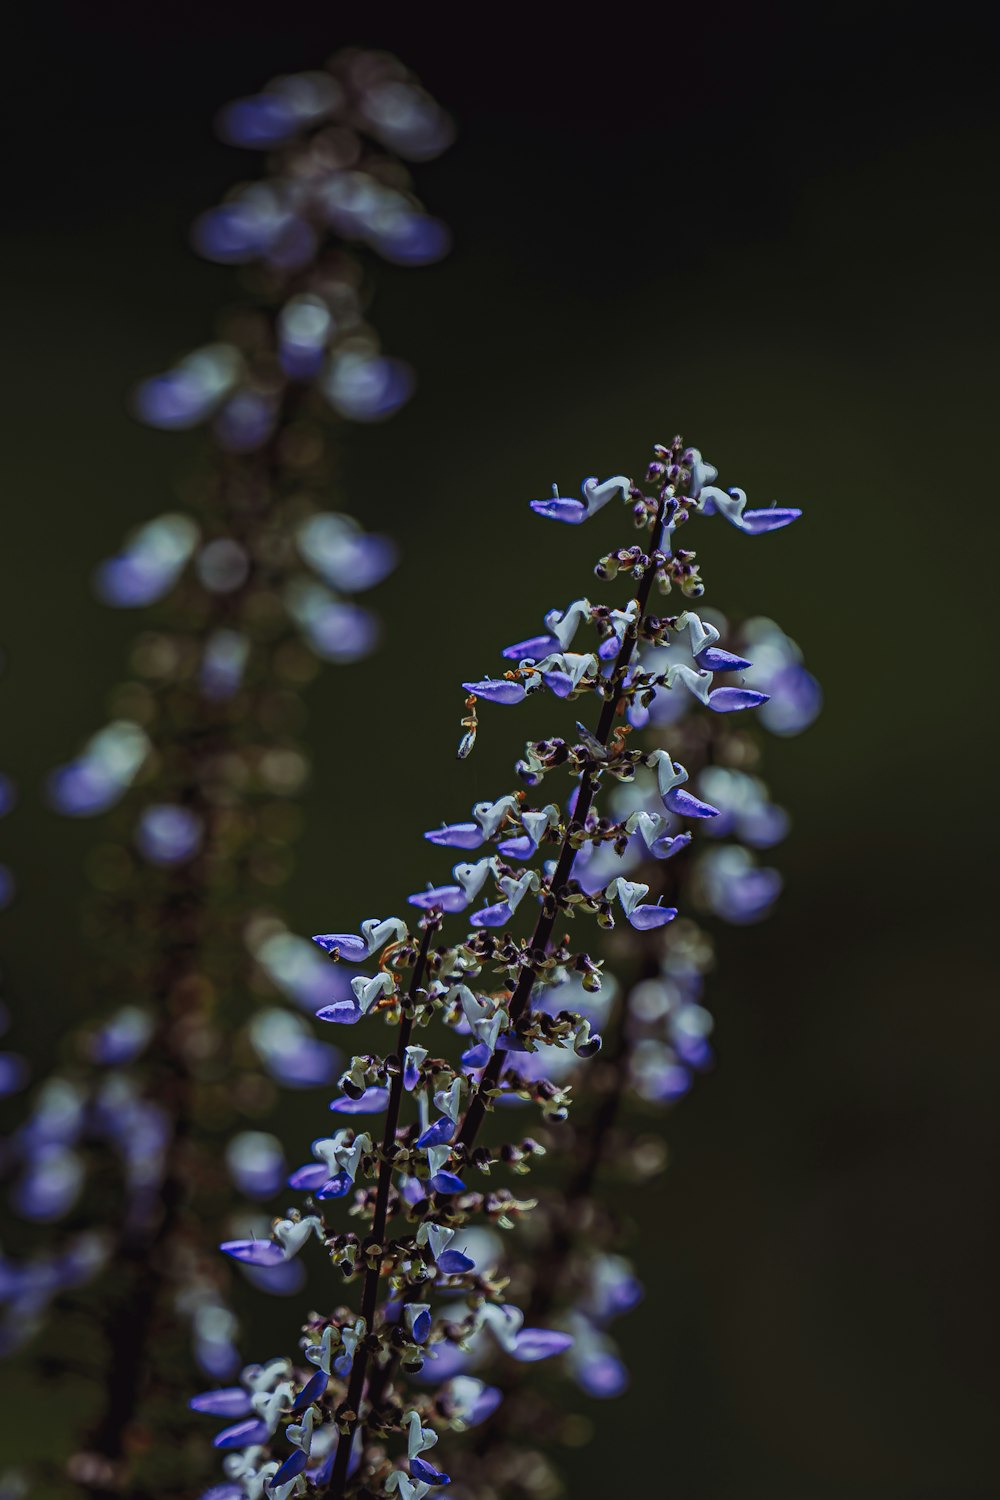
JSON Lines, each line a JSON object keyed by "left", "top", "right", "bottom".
{"left": 194, "top": 438, "right": 815, "bottom": 1499}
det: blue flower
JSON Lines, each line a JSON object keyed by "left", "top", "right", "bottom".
{"left": 461, "top": 678, "right": 527, "bottom": 705}
{"left": 410, "top": 1456, "right": 451, "bottom": 1485}
{"left": 502, "top": 632, "right": 558, "bottom": 661}
{"left": 135, "top": 804, "right": 203, "bottom": 866}
{"left": 218, "top": 1240, "right": 286, "bottom": 1268}
{"left": 329, "top": 1086, "right": 390, "bottom": 1114}
{"left": 428, "top": 1171, "right": 466, "bottom": 1195}
{"left": 271, "top": 1450, "right": 308, "bottom": 1486}
{"left": 189, "top": 1388, "right": 254, "bottom": 1417}
{"left": 663, "top": 787, "right": 719, "bottom": 819}
{"left": 409, "top": 884, "right": 469, "bottom": 913}
{"left": 424, "top": 823, "right": 483, "bottom": 850}
{"left": 212, "top": 1417, "right": 270, "bottom": 1449}
{"left": 529, "top": 475, "right": 631, "bottom": 525}
{"left": 416, "top": 1117, "right": 456, "bottom": 1150}
{"left": 695, "top": 485, "right": 801, "bottom": 534}
{"left": 290, "top": 1367, "right": 328, "bottom": 1414}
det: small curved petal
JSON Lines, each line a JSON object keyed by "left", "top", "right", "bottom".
{"left": 627, "top": 904, "right": 678, "bottom": 931}
{"left": 429, "top": 1170, "right": 466, "bottom": 1195}
{"left": 461, "top": 679, "right": 526, "bottom": 705}
{"left": 502, "top": 633, "right": 557, "bottom": 660}
{"left": 213, "top": 1417, "right": 270, "bottom": 1449}
{"left": 509, "top": 1328, "right": 574, "bottom": 1362}
{"left": 576, "top": 1351, "right": 629, "bottom": 1399}
{"left": 291, "top": 1368, "right": 328, "bottom": 1414}
{"left": 460, "top": 1041, "right": 491, "bottom": 1071}
{"left": 311, "top": 933, "right": 367, "bottom": 963}
{"left": 424, "top": 823, "right": 482, "bottom": 850}
{"left": 530, "top": 496, "right": 588, "bottom": 524}
{"left": 496, "top": 834, "right": 535, "bottom": 859}
{"left": 219, "top": 1239, "right": 286, "bottom": 1267}
{"left": 416, "top": 1116, "right": 456, "bottom": 1149}
{"left": 315, "top": 1171, "right": 353, "bottom": 1199}
{"left": 272, "top": 1450, "right": 308, "bottom": 1486}
{"left": 436, "top": 1248, "right": 475, "bottom": 1275}
{"left": 315, "top": 1000, "right": 363, "bottom": 1025}
{"left": 408, "top": 885, "right": 468, "bottom": 913}
{"left": 542, "top": 670, "right": 574, "bottom": 698}
{"left": 739, "top": 506, "right": 802, "bottom": 533}
{"left": 189, "top": 1388, "right": 253, "bottom": 1417}
{"left": 708, "top": 687, "right": 770, "bottom": 713}
{"left": 410, "top": 1457, "right": 451, "bottom": 1486}
{"left": 696, "top": 647, "right": 753, "bottom": 672}
{"left": 288, "top": 1163, "right": 330, "bottom": 1192}
{"left": 329, "top": 1087, "right": 390, "bottom": 1114}
{"left": 663, "top": 787, "right": 719, "bottom": 819}
{"left": 469, "top": 902, "right": 512, "bottom": 929}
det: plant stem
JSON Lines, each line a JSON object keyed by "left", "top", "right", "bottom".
{"left": 324, "top": 921, "right": 436, "bottom": 1497}
{"left": 457, "top": 493, "right": 670, "bottom": 1152}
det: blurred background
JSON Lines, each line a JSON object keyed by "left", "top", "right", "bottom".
{"left": 1, "top": 2, "right": 998, "bottom": 1497}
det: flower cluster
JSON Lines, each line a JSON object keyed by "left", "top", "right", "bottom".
{"left": 438, "top": 596, "right": 818, "bottom": 1493}
{"left": 194, "top": 439, "right": 813, "bottom": 1499}
{"left": 0, "top": 51, "right": 451, "bottom": 1498}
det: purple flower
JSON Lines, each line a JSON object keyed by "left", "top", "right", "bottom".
{"left": 627, "top": 904, "right": 677, "bottom": 931}
{"left": 739, "top": 507, "right": 802, "bottom": 533}
{"left": 502, "top": 633, "right": 557, "bottom": 661}
{"left": 133, "top": 346, "right": 239, "bottom": 430}
{"left": 213, "top": 1417, "right": 270, "bottom": 1450}
{"left": 288, "top": 1162, "right": 330, "bottom": 1191}
{"left": 696, "top": 647, "right": 753, "bottom": 672}
{"left": 509, "top": 1328, "right": 574, "bottom": 1362}
{"left": 225, "top": 1132, "right": 285, "bottom": 1200}
{"left": 377, "top": 213, "right": 452, "bottom": 266}
{"left": 416, "top": 1117, "right": 456, "bottom": 1149}
{"left": 324, "top": 354, "right": 414, "bottom": 422}
{"left": 707, "top": 687, "right": 770, "bottom": 713}
{"left": 428, "top": 1171, "right": 466, "bottom": 1195}
{"left": 216, "top": 93, "right": 301, "bottom": 148}
{"left": 312, "top": 933, "right": 368, "bottom": 962}
{"left": 424, "top": 823, "right": 483, "bottom": 850}
{"left": 408, "top": 885, "right": 468, "bottom": 913}
{"left": 272, "top": 1450, "right": 308, "bottom": 1485}
{"left": 315, "top": 1171, "right": 353, "bottom": 1199}
{"left": 461, "top": 679, "right": 527, "bottom": 705}
{"left": 214, "top": 391, "right": 276, "bottom": 453}
{"left": 315, "top": 1000, "right": 364, "bottom": 1026}
{"left": 297, "top": 516, "right": 398, "bottom": 593}
{"left": 189, "top": 1388, "right": 254, "bottom": 1418}
{"left": 410, "top": 1456, "right": 451, "bottom": 1485}
{"left": 530, "top": 475, "right": 630, "bottom": 525}
{"left": 329, "top": 1087, "right": 390, "bottom": 1114}
{"left": 469, "top": 901, "right": 512, "bottom": 928}
{"left": 663, "top": 787, "right": 719, "bottom": 819}
{"left": 218, "top": 1239, "right": 286, "bottom": 1268}
{"left": 291, "top": 1367, "right": 328, "bottom": 1413}
{"left": 576, "top": 1350, "right": 629, "bottom": 1398}
{"left": 135, "top": 805, "right": 203, "bottom": 866}
{"left": 437, "top": 1249, "right": 475, "bottom": 1275}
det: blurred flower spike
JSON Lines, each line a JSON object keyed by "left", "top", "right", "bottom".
{"left": 1, "top": 48, "right": 454, "bottom": 1492}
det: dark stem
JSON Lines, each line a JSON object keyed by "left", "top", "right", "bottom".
{"left": 457, "top": 492, "right": 670, "bottom": 1152}
{"left": 77, "top": 767, "right": 215, "bottom": 1500}
{"left": 324, "top": 921, "right": 436, "bottom": 1498}
{"left": 76, "top": 415, "right": 296, "bottom": 1495}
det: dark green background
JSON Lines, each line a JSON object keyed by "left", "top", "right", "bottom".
{"left": 1, "top": 3, "right": 997, "bottom": 1496}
